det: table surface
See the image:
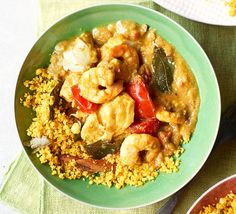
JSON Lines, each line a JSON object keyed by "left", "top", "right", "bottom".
{"left": 0, "top": 0, "right": 37, "bottom": 213}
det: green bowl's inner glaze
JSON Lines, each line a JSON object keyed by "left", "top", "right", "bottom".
{"left": 15, "top": 4, "right": 220, "bottom": 208}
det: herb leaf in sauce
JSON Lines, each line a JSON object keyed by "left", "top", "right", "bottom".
{"left": 84, "top": 140, "right": 122, "bottom": 159}
{"left": 152, "top": 47, "right": 175, "bottom": 93}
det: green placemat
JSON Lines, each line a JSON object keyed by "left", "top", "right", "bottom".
{"left": 1, "top": 0, "right": 236, "bottom": 213}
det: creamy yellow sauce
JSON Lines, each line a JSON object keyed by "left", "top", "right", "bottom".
{"left": 154, "top": 36, "right": 200, "bottom": 147}
{"left": 48, "top": 20, "right": 200, "bottom": 165}
{"left": 93, "top": 21, "right": 200, "bottom": 157}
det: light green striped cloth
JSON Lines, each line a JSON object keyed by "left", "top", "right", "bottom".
{"left": 1, "top": 0, "right": 236, "bottom": 213}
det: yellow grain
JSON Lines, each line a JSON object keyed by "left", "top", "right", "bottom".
{"left": 199, "top": 192, "right": 236, "bottom": 214}
{"left": 22, "top": 70, "right": 184, "bottom": 188}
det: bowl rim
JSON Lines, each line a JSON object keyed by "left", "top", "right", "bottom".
{"left": 186, "top": 174, "right": 236, "bottom": 213}
{"left": 14, "top": 3, "right": 221, "bottom": 209}
{"left": 153, "top": 0, "right": 236, "bottom": 27}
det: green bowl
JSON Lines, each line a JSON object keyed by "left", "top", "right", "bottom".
{"left": 15, "top": 4, "right": 221, "bottom": 209}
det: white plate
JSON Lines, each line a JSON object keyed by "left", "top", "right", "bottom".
{"left": 153, "top": 0, "right": 236, "bottom": 26}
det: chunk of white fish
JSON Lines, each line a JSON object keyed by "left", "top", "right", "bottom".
{"left": 63, "top": 38, "right": 91, "bottom": 73}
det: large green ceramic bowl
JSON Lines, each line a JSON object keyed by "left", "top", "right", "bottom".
{"left": 15, "top": 4, "right": 221, "bottom": 209}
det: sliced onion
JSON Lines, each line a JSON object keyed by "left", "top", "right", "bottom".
{"left": 30, "top": 136, "right": 50, "bottom": 149}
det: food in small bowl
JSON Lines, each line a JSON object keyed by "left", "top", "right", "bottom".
{"left": 21, "top": 19, "right": 200, "bottom": 188}
{"left": 187, "top": 174, "right": 236, "bottom": 214}
{"left": 15, "top": 4, "right": 220, "bottom": 208}
{"left": 225, "top": 0, "right": 236, "bottom": 16}
{"left": 200, "top": 192, "right": 236, "bottom": 213}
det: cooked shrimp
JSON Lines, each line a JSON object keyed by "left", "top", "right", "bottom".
{"left": 120, "top": 134, "right": 161, "bottom": 166}
{"left": 101, "top": 36, "right": 139, "bottom": 71}
{"left": 97, "top": 58, "right": 122, "bottom": 74}
{"left": 100, "top": 35, "right": 125, "bottom": 58}
{"left": 78, "top": 67, "right": 123, "bottom": 104}
{"left": 100, "top": 36, "right": 139, "bottom": 82}
{"left": 109, "top": 44, "right": 139, "bottom": 70}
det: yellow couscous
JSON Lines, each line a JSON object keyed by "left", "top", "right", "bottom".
{"left": 225, "top": 0, "right": 236, "bottom": 16}
{"left": 21, "top": 20, "right": 199, "bottom": 188}
{"left": 199, "top": 192, "right": 236, "bottom": 214}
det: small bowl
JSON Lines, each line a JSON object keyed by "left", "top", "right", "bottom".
{"left": 187, "top": 174, "right": 236, "bottom": 214}
{"left": 14, "top": 3, "right": 221, "bottom": 209}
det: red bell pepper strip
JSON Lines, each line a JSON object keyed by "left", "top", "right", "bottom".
{"left": 129, "top": 118, "right": 159, "bottom": 135}
{"left": 71, "top": 85, "right": 99, "bottom": 113}
{"left": 127, "top": 76, "right": 155, "bottom": 118}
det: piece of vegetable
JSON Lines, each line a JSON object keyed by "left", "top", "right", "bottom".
{"left": 51, "top": 80, "right": 63, "bottom": 103}
{"left": 60, "top": 155, "right": 114, "bottom": 172}
{"left": 50, "top": 80, "right": 77, "bottom": 119}
{"left": 73, "top": 134, "right": 81, "bottom": 142}
{"left": 127, "top": 76, "right": 155, "bottom": 118}
{"left": 129, "top": 118, "right": 159, "bottom": 135}
{"left": 71, "top": 85, "right": 99, "bottom": 113}
{"left": 84, "top": 140, "right": 121, "bottom": 159}
{"left": 151, "top": 47, "right": 175, "bottom": 93}
{"left": 50, "top": 80, "right": 63, "bottom": 119}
